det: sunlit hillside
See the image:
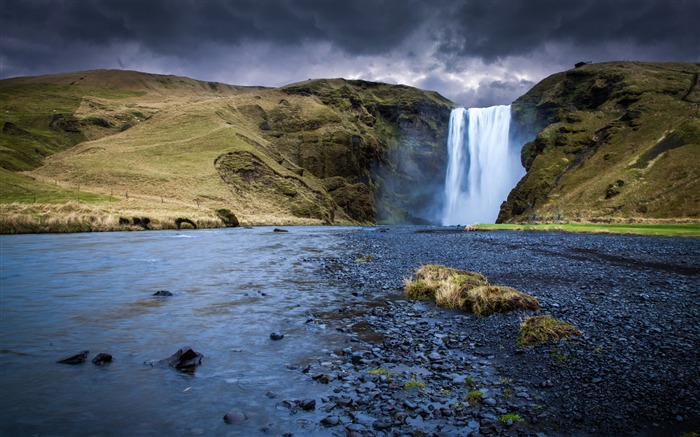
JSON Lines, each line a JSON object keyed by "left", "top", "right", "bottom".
{"left": 500, "top": 62, "right": 700, "bottom": 223}
{"left": 0, "top": 70, "right": 452, "bottom": 232}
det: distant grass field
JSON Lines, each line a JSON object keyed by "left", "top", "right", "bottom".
{"left": 468, "top": 223, "right": 700, "bottom": 238}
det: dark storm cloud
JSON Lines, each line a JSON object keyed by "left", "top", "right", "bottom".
{"left": 435, "top": 0, "right": 700, "bottom": 64}
{"left": 2, "top": 0, "right": 428, "bottom": 58}
{"left": 1, "top": 0, "right": 698, "bottom": 106}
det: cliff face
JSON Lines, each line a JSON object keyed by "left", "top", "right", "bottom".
{"left": 0, "top": 70, "right": 453, "bottom": 225}
{"left": 274, "top": 79, "right": 452, "bottom": 223}
{"left": 498, "top": 62, "right": 700, "bottom": 223}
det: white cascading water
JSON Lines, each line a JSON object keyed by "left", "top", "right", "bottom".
{"left": 442, "top": 105, "right": 523, "bottom": 225}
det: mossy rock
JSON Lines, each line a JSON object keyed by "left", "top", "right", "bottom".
{"left": 215, "top": 208, "right": 240, "bottom": 227}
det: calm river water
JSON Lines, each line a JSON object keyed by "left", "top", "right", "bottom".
{"left": 0, "top": 226, "right": 359, "bottom": 436}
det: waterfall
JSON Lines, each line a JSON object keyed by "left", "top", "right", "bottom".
{"left": 442, "top": 105, "right": 523, "bottom": 225}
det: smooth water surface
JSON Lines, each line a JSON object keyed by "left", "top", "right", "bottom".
{"left": 0, "top": 227, "right": 355, "bottom": 436}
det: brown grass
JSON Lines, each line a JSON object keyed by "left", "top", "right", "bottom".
{"left": 405, "top": 264, "right": 539, "bottom": 316}
{"left": 405, "top": 264, "right": 487, "bottom": 301}
{"left": 458, "top": 285, "right": 541, "bottom": 316}
{"left": 518, "top": 315, "right": 583, "bottom": 346}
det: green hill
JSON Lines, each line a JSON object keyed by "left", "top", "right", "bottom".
{"left": 0, "top": 70, "right": 452, "bottom": 232}
{"left": 498, "top": 62, "right": 700, "bottom": 223}
{"left": 2, "top": 63, "right": 698, "bottom": 233}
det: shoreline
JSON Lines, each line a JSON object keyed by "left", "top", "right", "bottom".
{"left": 301, "top": 227, "right": 700, "bottom": 436}
{"left": 1, "top": 204, "right": 698, "bottom": 237}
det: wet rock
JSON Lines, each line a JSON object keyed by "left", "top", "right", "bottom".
{"left": 91, "top": 353, "right": 113, "bottom": 365}
{"left": 153, "top": 290, "right": 173, "bottom": 297}
{"left": 313, "top": 227, "right": 700, "bottom": 437}
{"left": 57, "top": 350, "right": 89, "bottom": 365}
{"left": 148, "top": 346, "right": 203, "bottom": 373}
{"left": 320, "top": 415, "right": 340, "bottom": 427}
{"left": 312, "top": 373, "right": 330, "bottom": 384}
{"left": 299, "top": 399, "right": 316, "bottom": 411}
{"left": 373, "top": 419, "right": 392, "bottom": 430}
{"left": 273, "top": 228, "right": 289, "bottom": 233}
{"left": 270, "top": 332, "right": 285, "bottom": 341}
{"left": 223, "top": 410, "right": 248, "bottom": 424}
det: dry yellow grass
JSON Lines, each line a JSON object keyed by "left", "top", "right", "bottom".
{"left": 0, "top": 197, "right": 333, "bottom": 234}
{"left": 405, "top": 264, "right": 487, "bottom": 301}
{"left": 518, "top": 315, "right": 583, "bottom": 346}
{"left": 404, "top": 264, "right": 540, "bottom": 316}
{"left": 458, "top": 285, "right": 541, "bottom": 316}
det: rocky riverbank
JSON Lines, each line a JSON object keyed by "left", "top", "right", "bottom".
{"left": 299, "top": 227, "right": 699, "bottom": 436}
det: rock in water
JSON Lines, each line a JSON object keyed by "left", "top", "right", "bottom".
{"left": 57, "top": 350, "right": 89, "bottom": 365}
{"left": 299, "top": 399, "right": 316, "bottom": 411}
{"left": 320, "top": 415, "right": 340, "bottom": 427}
{"left": 270, "top": 332, "right": 284, "bottom": 340}
{"left": 92, "top": 353, "right": 113, "bottom": 365}
{"left": 149, "top": 346, "right": 203, "bottom": 373}
{"left": 170, "top": 347, "right": 203, "bottom": 372}
{"left": 223, "top": 410, "right": 248, "bottom": 424}
{"left": 153, "top": 290, "right": 173, "bottom": 296}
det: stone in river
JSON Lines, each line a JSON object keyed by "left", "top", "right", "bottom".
{"left": 299, "top": 399, "right": 316, "bottom": 411}
{"left": 223, "top": 410, "right": 248, "bottom": 424}
{"left": 92, "top": 353, "right": 113, "bottom": 365}
{"left": 270, "top": 332, "right": 285, "bottom": 340}
{"left": 320, "top": 415, "right": 340, "bottom": 427}
{"left": 153, "top": 290, "right": 173, "bottom": 297}
{"left": 57, "top": 350, "right": 89, "bottom": 365}
{"left": 148, "top": 346, "right": 203, "bottom": 373}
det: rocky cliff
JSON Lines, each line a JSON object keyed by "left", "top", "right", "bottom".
{"left": 0, "top": 70, "right": 453, "bottom": 228}
{"left": 498, "top": 62, "right": 700, "bottom": 223}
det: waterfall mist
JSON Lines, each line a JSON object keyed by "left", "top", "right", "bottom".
{"left": 442, "top": 105, "right": 524, "bottom": 225}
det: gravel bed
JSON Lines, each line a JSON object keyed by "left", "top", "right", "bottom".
{"left": 298, "top": 227, "right": 699, "bottom": 436}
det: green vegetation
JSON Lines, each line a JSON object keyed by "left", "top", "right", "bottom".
{"left": 550, "top": 347, "right": 569, "bottom": 364}
{"left": 1, "top": 69, "right": 454, "bottom": 233}
{"left": 467, "top": 222, "right": 700, "bottom": 238}
{"left": 214, "top": 208, "right": 240, "bottom": 227}
{"left": 498, "top": 413, "right": 524, "bottom": 424}
{"left": 403, "top": 378, "right": 425, "bottom": 391}
{"left": 368, "top": 367, "right": 391, "bottom": 378}
{"left": 463, "top": 376, "right": 476, "bottom": 389}
{"left": 355, "top": 255, "right": 374, "bottom": 262}
{"left": 404, "top": 264, "right": 540, "bottom": 316}
{"left": 465, "top": 390, "right": 483, "bottom": 406}
{"left": 501, "top": 62, "right": 700, "bottom": 224}
{"left": 518, "top": 315, "right": 583, "bottom": 347}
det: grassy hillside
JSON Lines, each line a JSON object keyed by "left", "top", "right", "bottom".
{"left": 499, "top": 62, "right": 700, "bottom": 223}
{"left": 0, "top": 70, "right": 452, "bottom": 232}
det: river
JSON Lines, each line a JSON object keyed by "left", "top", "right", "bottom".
{"left": 0, "top": 226, "right": 360, "bottom": 436}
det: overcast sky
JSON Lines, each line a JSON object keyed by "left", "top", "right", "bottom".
{"left": 1, "top": 0, "right": 698, "bottom": 107}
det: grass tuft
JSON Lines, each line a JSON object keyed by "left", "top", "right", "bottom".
{"left": 405, "top": 264, "right": 540, "bottom": 316}
{"left": 462, "top": 285, "right": 541, "bottom": 316}
{"left": 499, "top": 413, "right": 524, "bottom": 424}
{"left": 518, "top": 315, "right": 583, "bottom": 347}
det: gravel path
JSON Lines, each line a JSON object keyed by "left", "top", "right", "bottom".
{"left": 302, "top": 227, "right": 699, "bottom": 436}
